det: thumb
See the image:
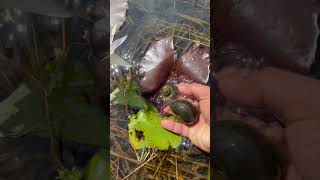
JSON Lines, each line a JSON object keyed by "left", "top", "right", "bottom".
{"left": 161, "top": 120, "right": 210, "bottom": 152}
{"left": 161, "top": 120, "right": 190, "bottom": 138}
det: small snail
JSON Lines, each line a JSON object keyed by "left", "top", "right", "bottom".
{"left": 159, "top": 85, "right": 178, "bottom": 104}
{"left": 170, "top": 100, "right": 199, "bottom": 125}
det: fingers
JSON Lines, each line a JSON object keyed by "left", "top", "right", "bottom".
{"left": 161, "top": 120, "right": 190, "bottom": 138}
{"left": 178, "top": 83, "right": 210, "bottom": 101}
{"left": 216, "top": 67, "right": 320, "bottom": 124}
{"left": 161, "top": 119, "right": 210, "bottom": 153}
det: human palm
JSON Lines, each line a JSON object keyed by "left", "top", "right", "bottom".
{"left": 161, "top": 83, "right": 210, "bottom": 153}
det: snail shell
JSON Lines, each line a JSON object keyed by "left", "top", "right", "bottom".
{"left": 159, "top": 85, "right": 178, "bottom": 103}
{"left": 170, "top": 100, "right": 199, "bottom": 125}
{"left": 213, "top": 120, "right": 285, "bottom": 180}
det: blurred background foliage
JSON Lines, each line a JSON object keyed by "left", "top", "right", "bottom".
{"left": 0, "top": 0, "right": 108, "bottom": 179}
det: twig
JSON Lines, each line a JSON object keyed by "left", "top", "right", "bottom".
{"left": 110, "top": 151, "right": 187, "bottom": 179}
{"left": 129, "top": 141, "right": 139, "bottom": 160}
{"left": 121, "top": 153, "right": 159, "bottom": 180}
{"left": 31, "top": 24, "right": 40, "bottom": 69}
{"left": 129, "top": 30, "right": 143, "bottom": 64}
{"left": 175, "top": 155, "right": 179, "bottom": 180}
{"left": 110, "top": 160, "right": 126, "bottom": 178}
{"left": 172, "top": 35, "right": 209, "bottom": 46}
{"left": 176, "top": 12, "right": 209, "bottom": 25}
{"left": 62, "top": 18, "right": 66, "bottom": 51}
{"left": 1, "top": 72, "right": 14, "bottom": 92}
{"left": 43, "top": 90, "right": 63, "bottom": 168}
{"left": 171, "top": 22, "right": 177, "bottom": 35}
{"left": 128, "top": 30, "right": 143, "bottom": 78}
{"left": 152, "top": 153, "right": 167, "bottom": 178}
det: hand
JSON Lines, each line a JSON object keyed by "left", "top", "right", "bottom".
{"left": 161, "top": 83, "right": 210, "bottom": 153}
{"left": 217, "top": 67, "right": 320, "bottom": 180}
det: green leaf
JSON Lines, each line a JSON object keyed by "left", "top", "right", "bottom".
{"left": 0, "top": 84, "right": 31, "bottom": 125}
{"left": 110, "top": 54, "right": 132, "bottom": 67}
{"left": 85, "top": 152, "right": 108, "bottom": 180}
{"left": 44, "top": 86, "right": 107, "bottom": 146}
{"left": 128, "top": 109, "right": 182, "bottom": 150}
{"left": 111, "top": 79, "right": 147, "bottom": 109}
{"left": 110, "top": 88, "right": 119, "bottom": 102}
{"left": 0, "top": 0, "right": 73, "bottom": 17}
{"left": 0, "top": 61, "right": 106, "bottom": 146}
{"left": 0, "top": 82, "right": 43, "bottom": 136}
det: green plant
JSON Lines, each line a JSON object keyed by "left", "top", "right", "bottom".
{"left": 128, "top": 108, "right": 182, "bottom": 150}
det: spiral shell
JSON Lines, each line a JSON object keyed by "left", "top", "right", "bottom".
{"left": 159, "top": 85, "right": 177, "bottom": 103}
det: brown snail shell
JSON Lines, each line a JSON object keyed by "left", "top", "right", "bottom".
{"left": 170, "top": 100, "right": 199, "bottom": 125}
{"left": 213, "top": 120, "right": 285, "bottom": 180}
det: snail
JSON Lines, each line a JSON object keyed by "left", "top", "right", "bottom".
{"left": 213, "top": 120, "right": 285, "bottom": 180}
{"left": 159, "top": 85, "right": 178, "bottom": 103}
{"left": 170, "top": 100, "right": 199, "bottom": 125}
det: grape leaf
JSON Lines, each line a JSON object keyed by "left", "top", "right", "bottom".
{"left": 128, "top": 109, "right": 182, "bottom": 150}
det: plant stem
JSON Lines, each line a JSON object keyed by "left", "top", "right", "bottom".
{"left": 43, "top": 90, "right": 63, "bottom": 168}
{"left": 31, "top": 23, "right": 40, "bottom": 70}
{"left": 62, "top": 18, "right": 66, "bottom": 51}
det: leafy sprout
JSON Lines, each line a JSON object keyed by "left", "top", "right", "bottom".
{"left": 111, "top": 78, "right": 147, "bottom": 109}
